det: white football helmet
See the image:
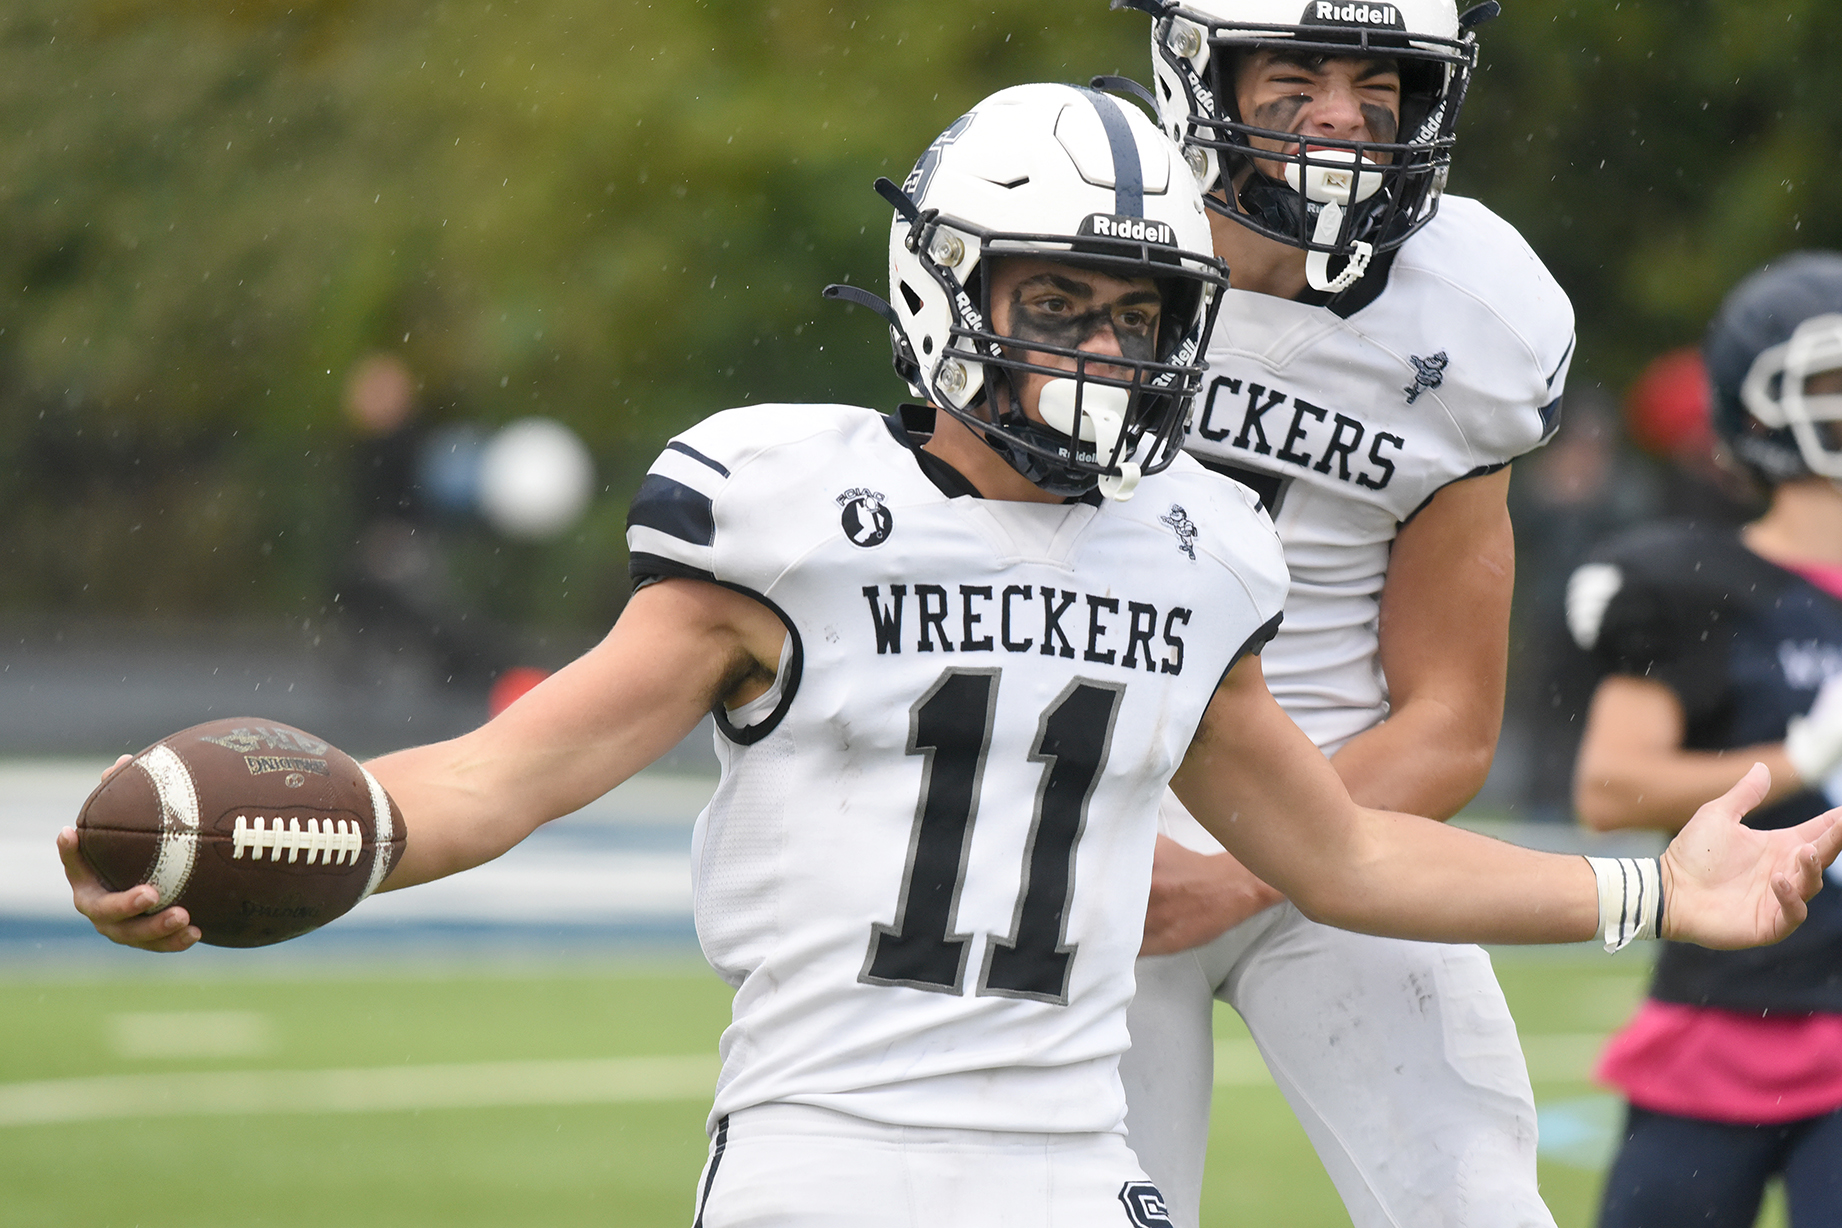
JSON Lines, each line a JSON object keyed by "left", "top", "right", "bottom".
{"left": 1127, "top": 0, "right": 1494, "bottom": 292}
{"left": 827, "top": 82, "right": 1227, "bottom": 500}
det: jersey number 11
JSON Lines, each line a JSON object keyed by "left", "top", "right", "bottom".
{"left": 861, "top": 667, "right": 1123, "bottom": 1006}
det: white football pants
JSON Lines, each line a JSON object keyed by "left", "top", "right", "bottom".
{"left": 694, "top": 1103, "right": 1175, "bottom": 1228}
{"left": 1121, "top": 902, "right": 1556, "bottom": 1228}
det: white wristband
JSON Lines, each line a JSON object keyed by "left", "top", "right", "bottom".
{"left": 1584, "top": 856, "right": 1664, "bottom": 953}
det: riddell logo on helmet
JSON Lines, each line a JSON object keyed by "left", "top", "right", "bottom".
{"left": 1305, "top": 3, "right": 1404, "bottom": 27}
{"left": 1081, "top": 214, "right": 1176, "bottom": 246}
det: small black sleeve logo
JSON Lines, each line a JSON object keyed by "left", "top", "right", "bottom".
{"left": 837, "top": 488, "right": 893, "bottom": 548}
{"left": 1403, "top": 351, "right": 1449, "bottom": 404}
{"left": 1159, "top": 504, "right": 1199, "bottom": 561}
{"left": 1118, "top": 1181, "right": 1175, "bottom": 1227}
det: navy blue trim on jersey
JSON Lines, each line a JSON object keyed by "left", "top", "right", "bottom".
{"left": 884, "top": 405, "right": 1105, "bottom": 507}
{"left": 1228, "top": 611, "right": 1284, "bottom": 674}
{"left": 628, "top": 551, "right": 716, "bottom": 586}
{"left": 624, "top": 556, "right": 804, "bottom": 746}
{"left": 1537, "top": 336, "right": 1574, "bottom": 441}
{"left": 628, "top": 473, "right": 716, "bottom": 546}
{"left": 1077, "top": 88, "right": 1143, "bottom": 218}
{"left": 709, "top": 581, "right": 805, "bottom": 747}
{"left": 885, "top": 406, "right": 983, "bottom": 500}
{"left": 692, "top": 1115, "right": 729, "bottom": 1228}
{"left": 669, "top": 440, "right": 731, "bottom": 477}
{"left": 1538, "top": 393, "right": 1564, "bottom": 440}
{"left": 1184, "top": 610, "right": 1285, "bottom": 758}
{"left": 1546, "top": 335, "right": 1576, "bottom": 389}
{"left": 1398, "top": 459, "right": 1511, "bottom": 529}
{"left": 1196, "top": 457, "right": 1290, "bottom": 521}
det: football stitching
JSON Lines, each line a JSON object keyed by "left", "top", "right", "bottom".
{"left": 230, "top": 814, "right": 366, "bottom": 866}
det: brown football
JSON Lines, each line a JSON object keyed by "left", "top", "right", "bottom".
{"left": 76, "top": 718, "right": 406, "bottom": 948}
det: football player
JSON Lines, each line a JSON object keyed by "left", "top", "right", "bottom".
{"left": 1111, "top": 2, "right": 1576, "bottom": 1225}
{"left": 62, "top": 86, "right": 1835, "bottom": 1228}
{"left": 1569, "top": 253, "right": 1842, "bottom": 1228}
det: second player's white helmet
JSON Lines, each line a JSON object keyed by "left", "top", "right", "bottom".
{"left": 1130, "top": 0, "right": 1494, "bottom": 292}
{"left": 827, "top": 82, "right": 1227, "bottom": 500}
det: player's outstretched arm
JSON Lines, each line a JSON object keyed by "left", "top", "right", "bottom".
{"left": 1171, "top": 657, "right": 1842, "bottom": 948}
{"left": 57, "top": 577, "right": 785, "bottom": 950}
{"left": 370, "top": 577, "right": 784, "bottom": 890}
{"left": 1140, "top": 472, "right": 1517, "bottom": 957}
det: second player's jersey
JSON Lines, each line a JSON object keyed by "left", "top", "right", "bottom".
{"left": 626, "top": 403, "right": 1287, "bottom": 1135}
{"left": 1186, "top": 195, "right": 1575, "bottom": 751}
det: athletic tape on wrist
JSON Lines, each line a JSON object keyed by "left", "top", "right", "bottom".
{"left": 1584, "top": 856, "right": 1664, "bottom": 953}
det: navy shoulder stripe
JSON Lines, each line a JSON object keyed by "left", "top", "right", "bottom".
{"left": 628, "top": 474, "right": 715, "bottom": 546}
{"left": 668, "top": 440, "right": 731, "bottom": 477}
{"left": 628, "top": 552, "right": 716, "bottom": 585}
{"left": 1539, "top": 393, "right": 1564, "bottom": 437}
{"left": 1546, "top": 335, "right": 1576, "bottom": 389}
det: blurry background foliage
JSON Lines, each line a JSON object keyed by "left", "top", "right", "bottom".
{"left": 2, "top": 0, "right": 1838, "bottom": 630}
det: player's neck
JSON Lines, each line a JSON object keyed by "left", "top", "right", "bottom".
{"left": 921, "top": 409, "right": 1064, "bottom": 505}
{"left": 1744, "top": 477, "right": 1842, "bottom": 568}
{"left": 1208, "top": 197, "right": 1310, "bottom": 300}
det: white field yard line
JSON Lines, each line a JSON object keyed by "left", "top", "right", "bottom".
{"left": 1213, "top": 1032, "right": 1607, "bottom": 1088}
{"left": 0, "top": 1053, "right": 721, "bottom": 1127}
{"left": 4, "top": 1034, "right": 1609, "bottom": 1126}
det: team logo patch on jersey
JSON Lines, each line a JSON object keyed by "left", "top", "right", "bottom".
{"left": 1403, "top": 351, "right": 1449, "bottom": 404}
{"left": 837, "top": 488, "right": 893, "bottom": 548}
{"left": 1159, "top": 504, "right": 1198, "bottom": 561}
{"left": 1118, "top": 1181, "right": 1175, "bottom": 1227}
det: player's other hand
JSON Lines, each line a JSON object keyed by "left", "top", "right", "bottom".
{"left": 1141, "top": 836, "right": 1285, "bottom": 956}
{"left": 1662, "top": 762, "right": 1842, "bottom": 950}
{"left": 56, "top": 754, "right": 200, "bottom": 953}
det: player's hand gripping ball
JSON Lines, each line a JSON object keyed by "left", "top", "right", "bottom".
{"left": 76, "top": 719, "right": 405, "bottom": 947}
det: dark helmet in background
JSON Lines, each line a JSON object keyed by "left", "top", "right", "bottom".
{"left": 1705, "top": 251, "right": 1842, "bottom": 484}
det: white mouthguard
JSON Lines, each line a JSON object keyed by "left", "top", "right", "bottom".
{"left": 1039, "top": 379, "right": 1141, "bottom": 501}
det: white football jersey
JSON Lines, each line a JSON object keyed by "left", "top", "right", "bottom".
{"left": 1185, "top": 195, "right": 1575, "bottom": 753}
{"left": 626, "top": 403, "right": 1287, "bottom": 1136}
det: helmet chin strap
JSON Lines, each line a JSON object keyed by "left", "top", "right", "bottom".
{"left": 1039, "top": 379, "right": 1141, "bottom": 501}
{"left": 1285, "top": 149, "right": 1382, "bottom": 294}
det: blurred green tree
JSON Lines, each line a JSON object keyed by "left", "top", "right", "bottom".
{"left": 1, "top": 0, "right": 1837, "bottom": 628}
{"left": 1457, "top": 0, "right": 1842, "bottom": 384}
{"left": 0, "top": 0, "right": 1141, "bottom": 626}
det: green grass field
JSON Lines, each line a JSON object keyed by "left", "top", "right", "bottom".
{"left": 0, "top": 949, "right": 1786, "bottom": 1227}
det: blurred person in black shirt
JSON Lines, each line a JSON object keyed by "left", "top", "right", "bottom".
{"left": 1568, "top": 253, "right": 1842, "bottom": 1228}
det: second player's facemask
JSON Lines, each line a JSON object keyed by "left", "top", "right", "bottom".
{"left": 825, "top": 83, "right": 1227, "bottom": 501}
{"left": 1136, "top": 0, "right": 1494, "bottom": 292}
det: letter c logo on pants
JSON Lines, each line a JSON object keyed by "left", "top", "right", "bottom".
{"left": 1118, "top": 1181, "right": 1175, "bottom": 1227}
